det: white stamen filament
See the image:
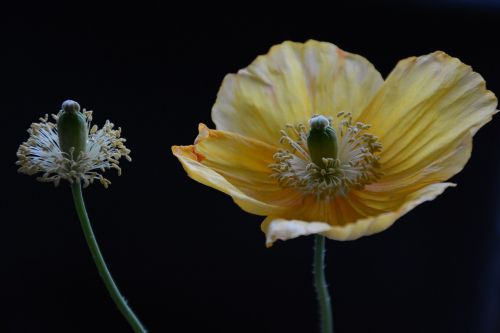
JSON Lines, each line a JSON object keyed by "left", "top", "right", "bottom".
{"left": 16, "top": 111, "right": 131, "bottom": 188}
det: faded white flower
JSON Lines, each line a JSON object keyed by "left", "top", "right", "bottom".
{"left": 16, "top": 100, "right": 131, "bottom": 188}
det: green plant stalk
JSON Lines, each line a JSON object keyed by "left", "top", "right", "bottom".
{"left": 70, "top": 182, "right": 147, "bottom": 333}
{"left": 314, "top": 235, "right": 334, "bottom": 333}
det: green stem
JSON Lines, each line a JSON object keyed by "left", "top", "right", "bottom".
{"left": 313, "top": 235, "right": 334, "bottom": 333}
{"left": 70, "top": 182, "right": 147, "bottom": 333}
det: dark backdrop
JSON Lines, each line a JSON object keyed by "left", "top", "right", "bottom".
{"left": 2, "top": 2, "right": 499, "bottom": 333}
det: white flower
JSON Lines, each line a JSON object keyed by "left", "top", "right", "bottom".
{"left": 16, "top": 101, "right": 131, "bottom": 188}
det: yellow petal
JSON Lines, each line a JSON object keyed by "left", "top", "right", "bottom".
{"left": 172, "top": 124, "right": 300, "bottom": 216}
{"left": 366, "top": 133, "right": 472, "bottom": 193}
{"left": 360, "top": 51, "right": 497, "bottom": 191}
{"left": 262, "top": 183, "right": 454, "bottom": 245}
{"left": 336, "top": 183, "right": 456, "bottom": 240}
{"left": 212, "top": 40, "right": 383, "bottom": 145}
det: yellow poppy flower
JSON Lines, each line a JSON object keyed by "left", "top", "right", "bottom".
{"left": 172, "top": 40, "right": 497, "bottom": 247}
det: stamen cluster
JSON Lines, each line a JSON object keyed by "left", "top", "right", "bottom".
{"left": 16, "top": 111, "right": 131, "bottom": 188}
{"left": 270, "top": 112, "right": 383, "bottom": 199}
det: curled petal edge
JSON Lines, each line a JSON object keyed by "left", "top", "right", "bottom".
{"left": 262, "top": 182, "right": 455, "bottom": 247}
{"left": 172, "top": 145, "right": 290, "bottom": 216}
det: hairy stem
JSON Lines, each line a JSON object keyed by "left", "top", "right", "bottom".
{"left": 314, "top": 235, "right": 334, "bottom": 333}
{"left": 71, "top": 182, "right": 147, "bottom": 333}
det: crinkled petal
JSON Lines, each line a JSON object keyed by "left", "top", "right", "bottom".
{"left": 212, "top": 40, "right": 383, "bottom": 145}
{"left": 359, "top": 51, "right": 497, "bottom": 192}
{"left": 333, "top": 183, "right": 456, "bottom": 240}
{"left": 172, "top": 124, "right": 300, "bottom": 216}
{"left": 261, "top": 216, "right": 332, "bottom": 248}
{"left": 262, "top": 183, "right": 454, "bottom": 245}
{"left": 367, "top": 133, "right": 472, "bottom": 193}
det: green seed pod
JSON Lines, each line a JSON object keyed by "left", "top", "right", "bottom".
{"left": 57, "top": 100, "right": 88, "bottom": 159}
{"left": 307, "top": 115, "right": 338, "bottom": 167}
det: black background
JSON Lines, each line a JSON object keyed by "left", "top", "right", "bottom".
{"left": 2, "top": 2, "right": 499, "bottom": 333}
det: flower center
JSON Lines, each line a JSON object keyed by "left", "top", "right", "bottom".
{"left": 269, "top": 112, "right": 383, "bottom": 199}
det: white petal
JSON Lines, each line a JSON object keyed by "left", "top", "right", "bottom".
{"left": 261, "top": 217, "right": 332, "bottom": 247}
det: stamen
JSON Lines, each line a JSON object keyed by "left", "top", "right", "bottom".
{"left": 270, "top": 112, "right": 382, "bottom": 200}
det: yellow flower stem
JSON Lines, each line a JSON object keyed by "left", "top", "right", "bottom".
{"left": 314, "top": 235, "right": 334, "bottom": 333}
{"left": 70, "top": 182, "right": 147, "bottom": 333}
